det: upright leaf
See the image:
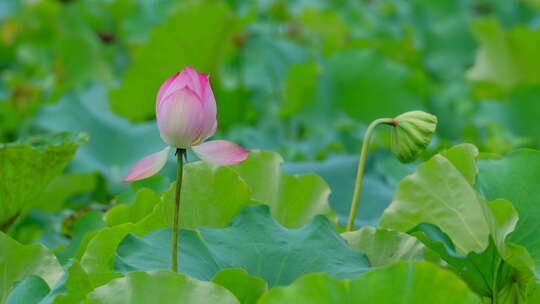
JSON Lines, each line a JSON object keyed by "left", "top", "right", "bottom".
{"left": 380, "top": 144, "right": 490, "bottom": 254}
{"left": 231, "top": 151, "right": 334, "bottom": 228}
{"left": 478, "top": 150, "right": 540, "bottom": 279}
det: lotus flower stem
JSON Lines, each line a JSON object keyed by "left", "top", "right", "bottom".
{"left": 171, "top": 148, "right": 186, "bottom": 272}
{"left": 346, "top": 118, "right": 394, "bottom": 232}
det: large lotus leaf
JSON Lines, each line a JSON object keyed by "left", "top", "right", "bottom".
{"left": 478, "top": 150, "right": 540, "bottom": 279}
{"left": 467, "top": 18, "right": 540, "bottom": 88}
{"left": 109, "top": 1, "right": 236, "bottom": 121}
{"left": 380, "top": 144, "right": 490, "bottom": 254}
{"left": 211, "top": 269, "right": 267, "bottom": 304}
{"left": 79, "top": 162, "right": 252, "bottom": 289}
{"left": 283, "top": 155, "right": 394, "bottom": 228}
{"left": 342, "top": 227, "right": 427, "bottom": 267}
{"left": 258, "top": 262, "right": 481, "bottom": 304}
{"left": 320, "top": 49, "right": 424, "bottom": 123}
{"left": 0, "top": 232, "right": 64, "bottom": 303}
{"left": 32, "top": 85, "right": 166, "bottom": 188}
{"left": 0, "top": 133, "right": 83, "bottom": 228}
{"left": 114, "top": 205, "right": 370, "bottom": 287}
{"left": 231, "top": 151, "right": 334, "bottom": 228}
{"left": 83, "top": 270, "right": 239, "bottom": 304}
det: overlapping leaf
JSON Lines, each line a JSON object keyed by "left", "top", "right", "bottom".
{"left": 342, "top": 227, "right": 428, "bottom": 267}
{"left": 114, "top": 205, "right": 370, "bottom": 287}
{"left": 478, "top": 150, "right": 540, "bottom": 280}
{"left": 259, "top": 262, "right": 481, "bottom": 304}
{"left": 83, "top": 271, "right": 239, "bottom": 304}
{"left": 0, "top": 232, "right": 64, "bottom": 303}
{"left": 380, "top": 144, "right": 490, "bottom": 254}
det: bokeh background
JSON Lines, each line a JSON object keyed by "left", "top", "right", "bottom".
{"left": 1, "top": 0, "right": 540, "bottom": 242}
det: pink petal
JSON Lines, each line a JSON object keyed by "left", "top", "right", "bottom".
{"left": 155, "top": 66, "right": 204, "bottom": 115}
{"left": 198, "top": 73, "right": 217, "bottom": 140}
{"left": 182, "top": 66, "right": 202, "bottom": 95}
{"left": 123, "top": 147, "right": 171, "bottom": 182}
{"left": 157, "top": 87, "right": 205, "bottom": 148}
{"left": 192, "top": 140, "right": 249, "bottom": 166}
{"left": 156, "top": 72, "right": 180, "bottom": 112}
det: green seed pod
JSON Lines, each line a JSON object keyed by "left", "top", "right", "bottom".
{"left": 391, "top": 111, "right": 437, "bottom": 163}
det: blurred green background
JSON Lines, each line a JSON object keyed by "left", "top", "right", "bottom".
{"left": 1, "top": 0, "right": 540, "bottom": 243}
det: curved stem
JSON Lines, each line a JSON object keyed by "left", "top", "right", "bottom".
{"left": 346, "top": 118, "right": 394, "bottom": 232}
{"left": 171, "top": 148, "right": 185, "bottom": 273}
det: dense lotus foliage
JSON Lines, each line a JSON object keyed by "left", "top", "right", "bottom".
{"left": 1, "top": 0, "right": 540, "bottom": 304}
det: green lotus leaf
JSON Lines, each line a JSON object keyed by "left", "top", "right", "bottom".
{"left": 258, "top": 262, "right": 481, "bottom": 304}
{"left": 0, "top": 232, "right": 64, "bottom": 303}
{"left": 231, "top": 151, "right": 335, "bottom": 228}
{"left": 78, "top": 225, "right": 135, "bottom": 288}
{"left": 5, "top": 276, "right": 49, "bottom": 304}
{"left": 0, "top": 132, "right": 84, "bottom": 229}
{"left": 104, "top": 189, "right": 162, "bottom": 227}
{"left": 380, "top": 144, "right": 490, "bottom": 254}
{"left": 83, "top": 270, "right": 239, "bottom": 304}
{"left": 478, "top": 149, "right": 540, "bottom": 279}
{"left": 211, "top": 269, "right": 267, "bottom": 304}
{"left": 342, "top": 227, "right": 428, "bottom": 267}
{"left": 410, "top": 223, "right": 527, "bottom": 300}
{"left": 152, "top": 161, "right": 256, "bottom": 230}
{"left": 114, "top": 205, "right": 370, "bottom": 287}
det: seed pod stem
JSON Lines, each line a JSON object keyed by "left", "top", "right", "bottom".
{"left": 346, "top": 118, "right": 394, "bottom": 232}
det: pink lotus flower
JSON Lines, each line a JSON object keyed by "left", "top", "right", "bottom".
{"left": 123, "top": 66, "right": 249, "bottom": 182}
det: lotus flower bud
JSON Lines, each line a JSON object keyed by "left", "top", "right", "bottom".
{"left": 156, "top": 66, "right": 217, "bottom": 149}
{"left": 390, "top": 111, "right": 437, "bottom": 163}
{"left": 123, "top": 66, "right": 249, "bottom": 182}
